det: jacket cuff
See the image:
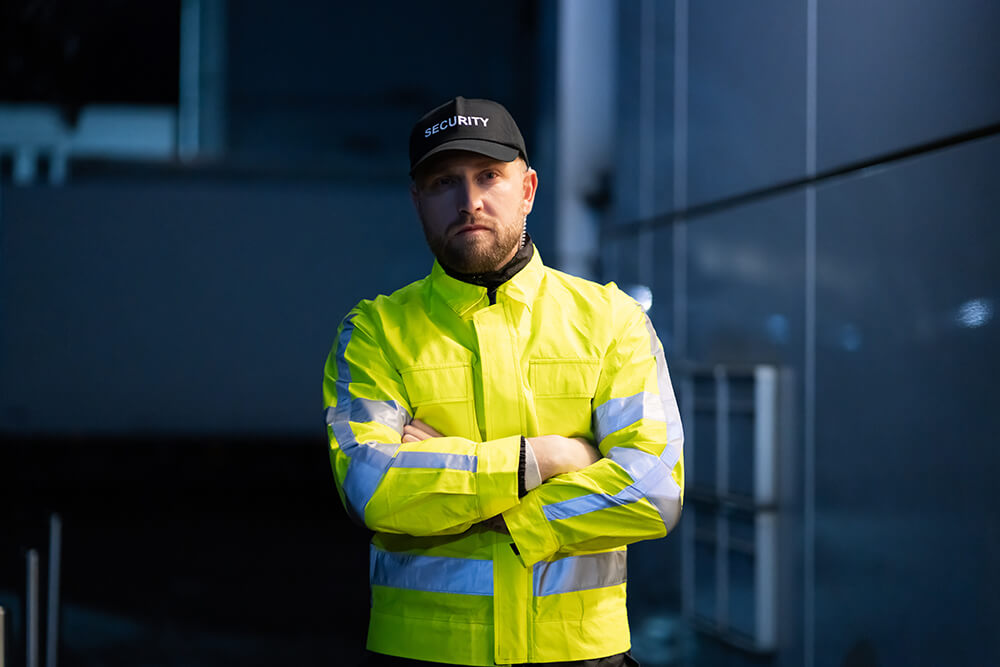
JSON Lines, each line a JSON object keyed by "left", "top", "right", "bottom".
{"left": 518, "top": 436, "right": 527, "bottom": 497}
{"left": 522, "top": 438, "right": 542, "bottom": 493}
{"left": 477, "top": 435, "right": 523, "bottom": 519}
{"left": 502, "top": 491, "right": 560, "bottom": 566}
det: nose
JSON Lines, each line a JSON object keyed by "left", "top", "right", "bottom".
{"left": 457, "top": 178, "right": 484, "bottom": 215}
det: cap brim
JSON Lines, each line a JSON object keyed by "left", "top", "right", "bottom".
{"left": 410, "top": 139, "right": 520, "bottom": 175}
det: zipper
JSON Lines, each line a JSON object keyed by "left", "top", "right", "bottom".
{"left": 487, "top": 286, "right": 497, "bottom": 305}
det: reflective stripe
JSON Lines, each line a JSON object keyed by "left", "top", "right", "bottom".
{"left": 644, "top": 314, "right": 684, "bottom": 469}
{"left": 533, "top": 550, "right": 627, "bottom": 596}
{"left": 328, "top": 318, "right": 476, "bottom": 516}
{"left": 593, "top": 391, "right": 667, "bottom": 444}
{"left": 542, "top": 446, "right": 681, "bottom": 523}
{"left": 542, "top": 473, "right": 651, "bottom": 520}
{"left": 370, "top": 545, "right": 493, "bottom": 596}
{"left": 325, "top": 398, "right": 410, "bottom": 435}
{"left": 392, "top": 451, "right": 478, "bottom": 471}
{"left": 606, "top": 447, "right": 682, "bottom": 527}
{"left": 544, "top": 315, "right": 684, "bottom": 527}
{"left": 332, "top": 315, "right": 400, "bottom": 522}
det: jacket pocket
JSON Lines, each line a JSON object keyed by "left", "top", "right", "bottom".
{"left": 529, "top": 359, "right": 600, "bottom": 439}
{"left": 400, "top": 363, "right": 476, "bottom": 440}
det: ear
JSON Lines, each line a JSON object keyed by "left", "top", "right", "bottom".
{"left": 522, "top": 167, "right": 538, "bottom": 216}
{"left": 410, "top": 182, "right": 422, "bottom": 214}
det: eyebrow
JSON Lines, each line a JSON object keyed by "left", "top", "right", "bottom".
{"left": 419, "top": 159, "right": 509, "bottom": 183}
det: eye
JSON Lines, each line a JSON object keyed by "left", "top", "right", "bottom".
{"left": 480, "top": 170, "right": 500, "bottom": 182}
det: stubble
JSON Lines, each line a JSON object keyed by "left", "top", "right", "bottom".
{"left": 421, "top": 213, "right": 523, "bottom": 274}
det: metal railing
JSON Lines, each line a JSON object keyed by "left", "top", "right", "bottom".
{"left": 4, "top": 514, "right": 61, "bottom": 667}
{"left": 680, "top": 364, "right": 784, "bottom": 653}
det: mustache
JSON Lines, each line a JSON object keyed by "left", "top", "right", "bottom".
{"left": 448, "top": 214, "right": 494, "bottom": 235}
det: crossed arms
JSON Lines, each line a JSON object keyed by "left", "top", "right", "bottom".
{"left": 404, "top": 418, "right": 601, "bottom": 484}
{"left": 403, "top": 418, "right": 601, "bottom": 534}
{"left": 324, "top": 298, "right": 684, "bottom": 566}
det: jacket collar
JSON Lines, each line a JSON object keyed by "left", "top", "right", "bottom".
{"left": 428, "top": 247, "right": 545, "bottom": 317}
{"left": 439, "top": 235, "right": 535, "bottom": 288}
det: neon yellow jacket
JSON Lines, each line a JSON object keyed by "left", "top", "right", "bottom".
{"left": 323, "top": 251, "right": 684, "bottom": 665}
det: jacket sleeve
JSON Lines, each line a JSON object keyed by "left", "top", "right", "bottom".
{"left": 502, "top": 294, "right": 685, "bottom": 566}
{"left": 324, "top": 306, "right": 522, "bottom": 537}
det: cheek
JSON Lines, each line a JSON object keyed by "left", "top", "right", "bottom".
{"left": 488, "top": 186, "right": 524, "bottom": 215}
{"left": 419, "top": 198, "right": 454, "bottom": 230}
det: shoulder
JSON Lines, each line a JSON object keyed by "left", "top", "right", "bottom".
{"left": 345, "top": 274, "right": 430, "bottom": 326}
{"left": 540, "top": 265, "right": 644, "bottom": 317}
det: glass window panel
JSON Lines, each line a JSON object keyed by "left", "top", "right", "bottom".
{"left": 603, "top": 235, "right": 640, "bottom": 287}
{"left": 650, "top": 226, "right": 675, "bottom": 356}
{"left": 728, "top": 510, "right": 755, "bottom": 550}
{"left": 728, "top": 375, "right": 755, "bottom": 405}
{"left": 693, "top": 506, "right": 716, "bottom": 541}
{"left": 693, "top": 375, "right": 715, "bottom": 405}
{"left": 728, "top": 411, "right": 755, "bottom": 498}
{"left": 694, "top": 541, "right": 716, "bottom": 621}
{"left": 693, "top": 410, "right": 717, "bottom": 490}
{"left": 727, "top": 549, "right": 756, "bottom": 639}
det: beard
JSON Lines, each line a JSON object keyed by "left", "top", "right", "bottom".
{"left": 421, "top": 213, "right": 523, "bottom": 274}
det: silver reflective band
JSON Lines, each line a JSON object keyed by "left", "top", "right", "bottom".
{"left": 325, "top": 398, "right": 410, "bottom": 435}
{"left": 370, "top": 545, "right": 493, "bottom": 596}
{"left": 332, "top": 315, "right": 399, "bottom": 522}
{"left": 392, "top": 451, "right": 478, "bottom": 472}
{"left": 541, "top": 447, "right": 681, "bottom": 524}
{"left": 607, "top": 447, "right": 682, "bottom": 528}
{"left": 533, "top": 550, "right": 627, "bottom": 596}
{"left": 593, "top": 391, "right": 667, "bottom": 444}
{"left": 327, "top": 315, "right": 480, "bottom": 520}
{"left": 643, "top": 314, "right": 685, "bottom": 461}
{"left": 544, "top": 315, "right": 684, "bottom": 528}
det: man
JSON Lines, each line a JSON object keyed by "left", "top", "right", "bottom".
{"left": 323, "top": 96, "right": 684, "bottom": 666}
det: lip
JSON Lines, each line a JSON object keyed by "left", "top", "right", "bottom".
{"left": 454, "top": 225, "right": 491, "bottom": 236}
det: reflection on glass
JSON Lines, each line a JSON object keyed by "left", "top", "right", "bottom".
{"left": 624, "top": 284, "right": 654, "bottom": 313}
{"left": 955, "top": 298, "right": 994, "bottom": 328}
{"left": 765, "top": 313, "right": 789, "bottom": 344}
{"left": 838, "top": 323, "right": 862, "bottom": 351}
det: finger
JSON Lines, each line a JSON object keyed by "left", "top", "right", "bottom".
{"left": 403, "top": 425, "right": 430, "bottom": 440}
{"left": 402, "top": 425, "right": 428, "bottom": 440}
{"left": 410, "top": 418, "right": 444, "bottom": 438}
{"left": 410, "top": 418, "right": 443, "bottom": 437}
{"left": 402, "top": 433, "right": 421, "bottom": 443}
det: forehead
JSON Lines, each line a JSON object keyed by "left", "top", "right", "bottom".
{"left": 416, "top": 150, "right": 515, "bottom": 176}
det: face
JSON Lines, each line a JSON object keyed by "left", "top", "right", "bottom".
{"left": 411, "top": 151, "right": 538, "bottom": 274}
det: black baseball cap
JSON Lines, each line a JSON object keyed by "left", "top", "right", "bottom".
{"left": 409, "top": 96, "right": 528, "bottom": 175}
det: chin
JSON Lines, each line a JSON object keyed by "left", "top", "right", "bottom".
{"left": 445, "top": 242, "right": 498, "bottom": 272}
{"left": 449, "top": 257, "right": 495, "bottom": 274}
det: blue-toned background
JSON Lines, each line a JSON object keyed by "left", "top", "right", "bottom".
{"left": 2, "top": 1, "right": 997, "bottom": 666}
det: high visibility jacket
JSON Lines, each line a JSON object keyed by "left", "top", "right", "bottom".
{"left": 323, "top": 251, "right": 684, "bottom": 666}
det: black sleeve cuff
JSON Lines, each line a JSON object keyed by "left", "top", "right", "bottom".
{"left": 517, "top": 435, "right": 527, "bottom": 498}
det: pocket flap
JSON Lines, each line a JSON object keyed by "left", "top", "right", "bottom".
{"left": 530, "top": 359, "right": 600, "bottom": 398}
{"left": 401, "top": 364, "right": 472, "bottom": 405}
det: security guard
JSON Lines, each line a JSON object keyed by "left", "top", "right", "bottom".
{"left": 323, "top": 96, "right": 684, "bottom": 666}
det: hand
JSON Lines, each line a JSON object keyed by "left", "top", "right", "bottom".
{"left": 402, "top": 418, "right": 444, "bottom": 443}
{"left": 402, "top": 419, "right": 512, "bottom": 534}
{"left": 527, "top": 435, "right": 601, "bottom": 480}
